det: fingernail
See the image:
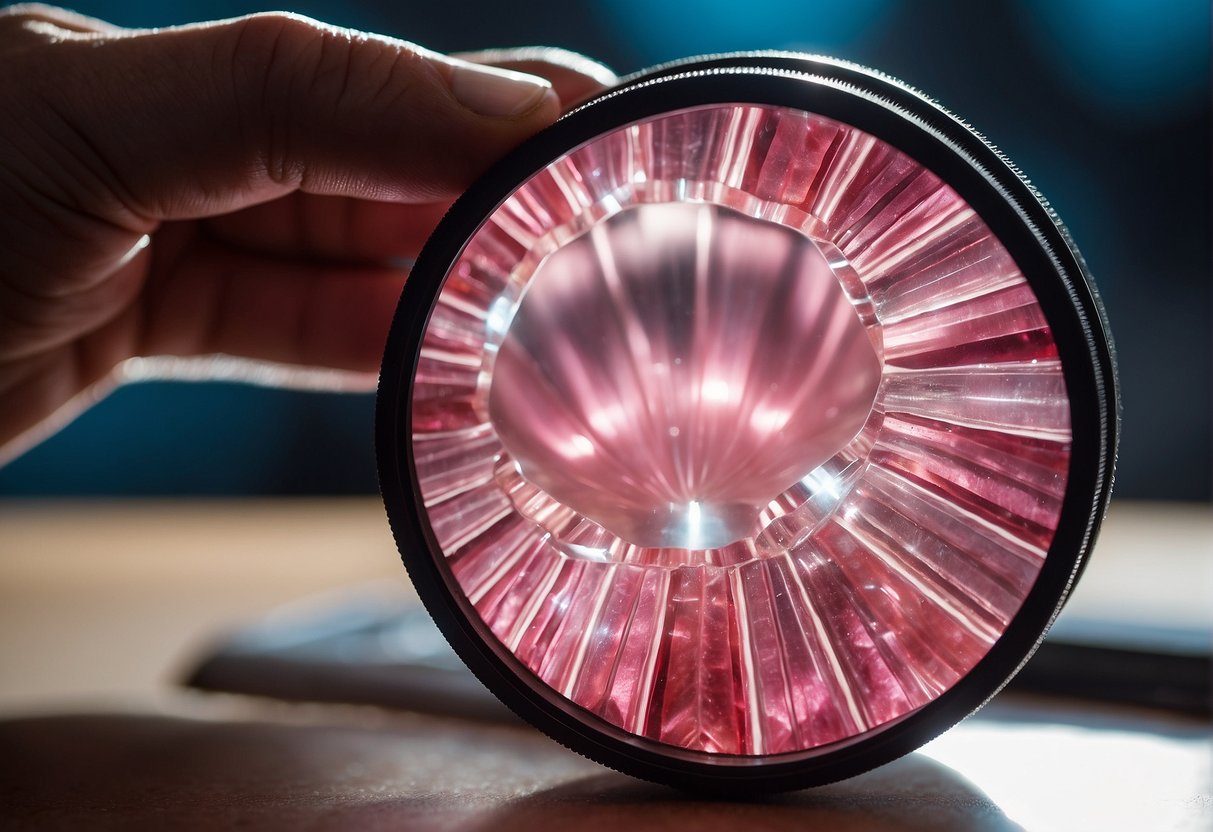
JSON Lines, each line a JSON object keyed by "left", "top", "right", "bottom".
{"left": 446, "top": 60, "right": 555, "bottom": 117}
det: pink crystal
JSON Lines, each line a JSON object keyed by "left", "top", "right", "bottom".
{"left": 411, "top": 105, "right": 1072, "bottom": 758}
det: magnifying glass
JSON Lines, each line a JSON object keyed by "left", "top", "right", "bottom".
{"left": 376, "top": 53, "right": 1118, "bottom": 792}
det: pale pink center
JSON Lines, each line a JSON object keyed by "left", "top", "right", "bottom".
{"left": 488, "top": 203, "right": 880, "bottom": 551}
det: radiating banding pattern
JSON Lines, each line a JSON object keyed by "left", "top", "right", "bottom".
{"left": 489, "top": 202, "right": 882, "bottom": 552}
{"left": 411, "top": 105, "right": 1072, "bottom": 757}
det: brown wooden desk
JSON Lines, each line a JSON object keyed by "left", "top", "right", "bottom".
{"left": 0, "top": 499, "right": 1208, "bottom": 831}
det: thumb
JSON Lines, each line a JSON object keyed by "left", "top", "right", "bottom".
{"left": 20, "top": 11, "right": 562, "bottom": 223}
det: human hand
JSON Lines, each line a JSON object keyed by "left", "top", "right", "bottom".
{"left": 0, "top": 4, "right": 614, "bottom": 462}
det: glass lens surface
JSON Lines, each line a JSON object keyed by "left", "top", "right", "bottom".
{"left": 410, "top": 104, "right": 1072, "bottom": 757}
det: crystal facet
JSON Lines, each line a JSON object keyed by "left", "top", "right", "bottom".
{"left": 410, "top": 104, "right": 1072, "bottom": 758}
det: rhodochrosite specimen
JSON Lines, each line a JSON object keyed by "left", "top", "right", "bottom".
{"left": 408, "top": 104, "right": 1072, "bottom": 757}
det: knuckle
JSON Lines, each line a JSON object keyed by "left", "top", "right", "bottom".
{"left": 229, "top": 11, "right": 321, "bottom": 56}
{"left": 225, "top": 11, "right": 325, "bottom": 96}
{"left": 220, "top": 12, "right": 443, "bottom": 189}
{"left": 222, "top": 12, "right": 328, "bottom": 186}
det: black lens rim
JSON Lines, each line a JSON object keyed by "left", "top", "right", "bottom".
{"left": 376, "top": 55, "right": 1118, "bottom": 792}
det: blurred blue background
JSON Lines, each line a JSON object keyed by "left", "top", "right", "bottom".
{"left": 1, "top": 0, "right": 1209, "bottom": 499}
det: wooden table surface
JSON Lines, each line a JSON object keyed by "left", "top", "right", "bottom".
{"left": 0, "top": 498, "right": 1208, "bottom": 831}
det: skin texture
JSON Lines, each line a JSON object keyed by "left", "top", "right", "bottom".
{"left": 0, "top": 4, "right": 615, "bottom": 462}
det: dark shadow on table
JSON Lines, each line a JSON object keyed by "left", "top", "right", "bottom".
{"left": 468, "top": 761, "right": 1025, "bottom": 832}
{"left": 0, "top": 710, "right": 1023, "bottom": 831}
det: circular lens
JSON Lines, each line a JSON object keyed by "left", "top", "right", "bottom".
{"left": 379, "top": 61, "right": 1116, "bottom": 790}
